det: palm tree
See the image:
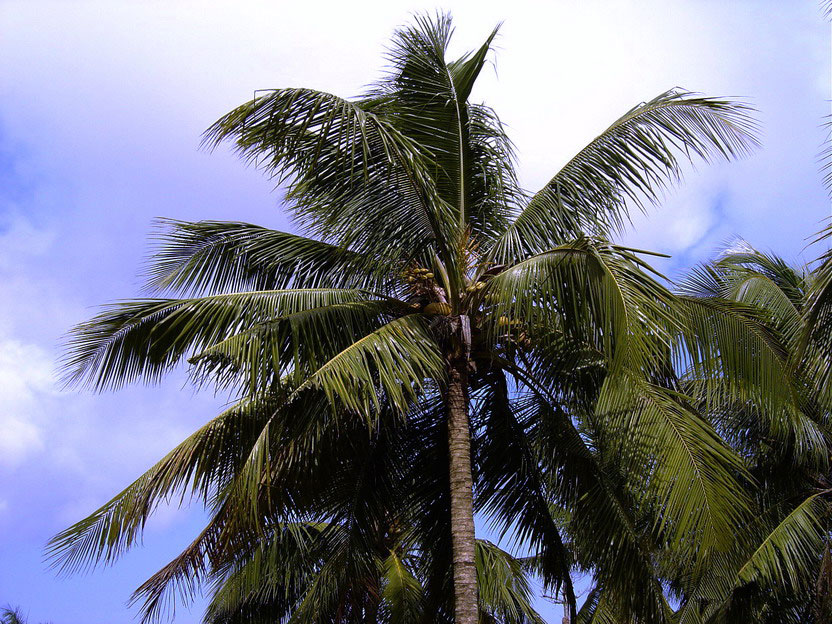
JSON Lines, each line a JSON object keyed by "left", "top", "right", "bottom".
{"left": 0, "top": 608, "right": 26, "bottom": 624}
{"left": 50, "top": 13, "right": 773, "bottom": 622}
{"left": 668, "top": 246, "right": 832, "bottom": 623}
{"left": 0, "top": 607, "right": 51, "bottom": 624}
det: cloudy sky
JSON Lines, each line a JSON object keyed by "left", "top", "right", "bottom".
{"left": 0, "top": 1, "right": 828, "bottom": 622}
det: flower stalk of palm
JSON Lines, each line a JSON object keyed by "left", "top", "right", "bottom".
{"left": 52, "top": 13, "right": 772, "bottom": 623}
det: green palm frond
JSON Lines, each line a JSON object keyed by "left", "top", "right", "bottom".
{"left": 378, "top": 14, "right": 508, "bottom": 296}
{"left": 676, "top": 266, "right": 828, "bottom": 465}
{"left": 45, "top": 394, "right": 278, "bottom": 573}
{"left": 483, "top": 238, "right": 676, "bottom": 377}
{"left": 189, "top": 299, "right": 400, "bottom": 393}
{"left": 476, "top": 540, "right": 545, "bottom": 624}
{"left": 292, "top": 313, "right": 444, "bottom": 414}
{"left": 145, "top": 220, "right": 396, "bottom": 296}
{"left": 803, "top": 224, "right": 832, "bottom": 370}
{"left": 132, "top": 510, "right": 231, "bottom": 623}
{"left": 62, "top": 288, "right": 393, "bottom": 391}
{"left": 597, "top": 375, "right": 751, "bottom": 553}
{"left": 492, "top": 89, "right": 758, "bottom": 262}
{"left": 204, "top": 86, "right": 447, "bottom": 267}
{"left": 474, "top": 374, "right": 577, "bottom": 617}
{"left": 382, "top": 550, "right": 424, "bottom": 624}
{"left": 737, "top": 490, "right": 832, "bottom": 592}
{"left": 674, "top": 295, "right": 796, "bottom": 417}
{"left": 203, "top": 522, "right": 326, "bottom": 623}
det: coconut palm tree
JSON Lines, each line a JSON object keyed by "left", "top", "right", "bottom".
{"left": 0, "top": 607, "right": 51, "bottom": 624}
{"left": 50, "top": 13, "right": 778, "bottom": 623}
{"left": 0, "top": 608, "right": 26, "bottom": 624}
{"left": 665, "top": 246, "right": 832, "bottom": 623}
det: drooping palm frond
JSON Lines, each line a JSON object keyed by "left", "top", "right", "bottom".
{"left": 492, "top": 90, "right": 758, "bottom": 263}
{"left": 145, "top": 220, "right": 397, "bottom": 296}
{"left": 61, "top": 288, "right": 402, "bottom": 391}
{"left": 126, "top": 394, "right": 419, "bottom": 622}
{"left": 476, "top": 540, "right": 546, "bottom": 624}
{"left": 382, "top": 549, "right": 424, "bottom": 624}
{"left": 597, "top": 374, "right": 751, "bottom": 555}
{"left": 474, "top": 375, "right": 577, "bottom": 619}
{"left": 291, "top": 313, "right": 444, "bottom": 414}
{"left": 737, "top": 490, "right": 832, "bottom": 592}
{"left": 676, "top": 257, "right": 829, "bottom": 465}
{"left": 45, "top": 395, "right": 271, "bottom": 573}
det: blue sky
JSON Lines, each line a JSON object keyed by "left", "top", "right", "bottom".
{"left": 0, "top": 1, "right": 828, "bottom": 622}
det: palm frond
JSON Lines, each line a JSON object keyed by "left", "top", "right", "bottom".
{"left": 203, "top": 86, "right": 444, "bottom": 265}
{"left": 45, "top": 395, "right": 277, "bottom": 573}
{"left": 145, "top": 220, "right": 396, "bottom": 296}
{"left": 203, "top": 522, "right": 326, "bottom": 624}
{"left": 484, "top": 238, "right": 677, "bottom": 376}
{"left": 292, "top": 314, "right": 444, "bottom": 414}
{"left": 492, "top": 90, "right": 758, "bottom": 262}
{"left": 382, "top": 550, "right": 424, "bottom": 624}
{"left": 474, "top": 374, "right": 576, "bottom": 617}
{"left": 0, "top": 608, "right": 27, "bottom": 624}
{"left": 597, "top": 375, "right": 751, "bottom": 554}
{"left": 61, "top": 288, "right": 392, "bottom": 391}
{"left": 476, "top": 540, "right": 546, "bottom": 624}
{"left": 737, "top": 490, "right": 832, "bottom": 592}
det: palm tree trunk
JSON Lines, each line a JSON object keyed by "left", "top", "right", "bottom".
{"left": 445, "top": 359, "right": 478, "bottom": 624}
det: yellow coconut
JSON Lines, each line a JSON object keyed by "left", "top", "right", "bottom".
{"left": 423, "top": 302, "right": 452, "bottom": 316}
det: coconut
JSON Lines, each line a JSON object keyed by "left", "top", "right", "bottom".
{"left": 423, "top": 302, "right": 452, "bottom": 316}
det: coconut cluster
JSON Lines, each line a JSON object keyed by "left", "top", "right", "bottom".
{"left": 401, "top": 265, "right": 450, "bottom": 314}
{"left": 401, "top": 266, "right": 435, "bottom": 283}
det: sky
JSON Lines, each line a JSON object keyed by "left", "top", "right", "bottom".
{"left": 0, "top": 1, "right": 829, "bottom": 622}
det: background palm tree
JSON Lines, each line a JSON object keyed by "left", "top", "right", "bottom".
{"left": 0, "top": 607, "right": 51, "bottom": 624}
{"left": 50, "top": 13, "right": 771, "bottom": 623}
{"left": 667, "top": 246, "right": 832, "bottom": 623}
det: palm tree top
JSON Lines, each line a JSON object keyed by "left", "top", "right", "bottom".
{"left": 51, "top": 12, "right": 772, "bottom": 624}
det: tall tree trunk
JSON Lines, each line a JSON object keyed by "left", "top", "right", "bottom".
{"left": 445, "top": 359, "right": 478, "bottom": 624}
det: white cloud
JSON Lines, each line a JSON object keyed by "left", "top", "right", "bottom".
{"left": 0, "top": 336, "right": 54, "bottom": 466}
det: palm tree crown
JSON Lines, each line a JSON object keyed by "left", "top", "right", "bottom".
{"left": 50, "top": 13, "right": 778, "bottom": 624}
